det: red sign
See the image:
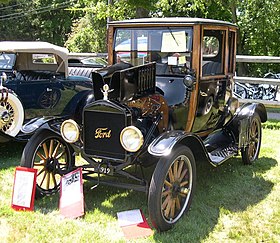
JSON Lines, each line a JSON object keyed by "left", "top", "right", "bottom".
{"left": 59, "top": 168, "right": 84, "bottom": 218}
{"left": 11, "top": 167, "right": 37, "bottom": 211}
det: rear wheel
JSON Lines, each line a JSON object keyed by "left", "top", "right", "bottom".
{"left": 241, "top": 114, "right": 262, "bottom": 165}
{"left": 148, "top": 145, "right": 196, "bottom": 232}
{"left": 20, "top": 129, "right": 75, "bottom": 198}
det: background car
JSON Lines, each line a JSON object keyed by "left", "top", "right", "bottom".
{"left": 0, "top": 41, "right": 95, "bottom": 142}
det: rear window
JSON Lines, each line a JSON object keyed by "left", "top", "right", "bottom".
{"left": 32, "top": 54, "right": 57, "bottom": 64}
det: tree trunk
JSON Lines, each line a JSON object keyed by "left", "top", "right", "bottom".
{"left": 136, "top": 7, "right": 149, "bottom": 18}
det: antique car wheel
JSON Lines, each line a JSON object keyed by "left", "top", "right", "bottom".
{"left": 148, "top": 145, "right": 196, "bottom": 232}
{"left": 37, "top": 88, "right": 61, "bottom": 109}
{"left": 241, "top": 114, "right": 262, "bottom": 165}
{"left": 20, "top": 129, "right": 75, "bottom": 198}
{"left": 0, "top": 90, "right": 24, "bottom": 137}
{"left": 203, "top": 95, "right": 214, "bottom": 115}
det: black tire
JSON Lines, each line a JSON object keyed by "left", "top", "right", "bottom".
{"left": 20, "top": 129, "right": 75, "bottom": 198}
{"left": 241, "top": 114, "right": 262, "bottom": 165}
{"left": 148, "top": 145, "right": 196, "bottom": 232}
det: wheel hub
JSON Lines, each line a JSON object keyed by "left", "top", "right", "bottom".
{"left": 45, "top": 158, "right": 57, "bottom": 173}
{"left": 0, "top": 102, "right": 13, "bottom": 127}
{"left": 171, "top": 182, "right": 180, "bottom": 198}
{"left": 1, "top": 110, "right": 11, "bottom": 123}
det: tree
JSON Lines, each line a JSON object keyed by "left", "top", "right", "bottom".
{"left": 0, "top": 0, "right": 80, "bottom": 46}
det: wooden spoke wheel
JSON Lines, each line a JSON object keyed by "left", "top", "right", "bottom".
{"left": 21, "top": 130, "right": 74, "bottom": 198}
{"left": 241, "top": 114, "right": 262, "bottom": 165}
{"left": 148, "top": 145, "right": 196, "bottom": 232}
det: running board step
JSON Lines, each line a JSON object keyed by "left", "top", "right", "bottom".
{"left": 208, "top": 146, "right": 238, "bottom": 165}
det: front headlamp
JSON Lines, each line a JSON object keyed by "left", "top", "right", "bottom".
{"left": 120, "top": 126, "right": 144, "bottom": 152}
{"left": 60, "top": 119, "right": 80, "bottom": 143}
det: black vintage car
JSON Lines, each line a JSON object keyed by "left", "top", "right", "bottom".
{"left": 21, "top": 18, "right": 267, "bottom": 232}
{"left": 0, "top": 41, "right": 95, "bottom": 142}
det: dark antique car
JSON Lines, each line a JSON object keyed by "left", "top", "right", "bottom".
{"left": 0, "top": 41, "right": 95, "bottom": 142}
{"left": 21, "top": 18, "right": 267, "bottom": 232}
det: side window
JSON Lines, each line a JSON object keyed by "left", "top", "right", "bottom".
{"left": 202, "top": 29, "right": 225, "bottom": 76}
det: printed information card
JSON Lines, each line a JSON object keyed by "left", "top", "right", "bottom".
{"left": 11, "top": 167, "right": 37, "bottom": 211}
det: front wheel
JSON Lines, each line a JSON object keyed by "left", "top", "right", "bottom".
{"left": 241, "top": 114, "right": 262, "bottom": 165}
{"left": 20, "top": 129, "right": 75, "bottom": 198}
{"left": 148, "top": 145, "right": 196, "bottom": 232}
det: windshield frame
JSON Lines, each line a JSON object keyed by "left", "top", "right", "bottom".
{"left": 113, "top": 27, "right": 193, "bottom": 76}
{"left": 0, "top": 53, "right": 16, "bottom": 70}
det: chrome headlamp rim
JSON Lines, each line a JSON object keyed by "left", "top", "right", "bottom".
{"left": 60, "top": 119, "right": 80, "bottom": 143}
{"left": 120, "top": 126, "right": 144, "bottom": 152}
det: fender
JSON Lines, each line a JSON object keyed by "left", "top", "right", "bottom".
{"left": 233, "top": 102, "right": 267, "bottom": 122}
{"left": 226, "top": 102, "right": 267, "bottom": 148}
{"left": 148, "top": 130, "right": 210, "bottom": 163}
{"left": 21, "top": 116, "right": 67, "bottom": 135}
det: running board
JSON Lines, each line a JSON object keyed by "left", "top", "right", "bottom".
{"left": 208, "top": 146, "right": 238, "bottom": 165}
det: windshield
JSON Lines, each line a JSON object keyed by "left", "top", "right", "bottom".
{"left": 114, "top": 27, "right": 193, "bottom": 75}
{"left": 0, "top": 53, "right": 16, "bottom": 70}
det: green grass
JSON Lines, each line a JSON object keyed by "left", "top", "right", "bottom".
{"left": 0, "top": 125, "right": 280, "bottom": 242}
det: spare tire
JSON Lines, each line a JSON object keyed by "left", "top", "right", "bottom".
{"left": 0, "top": 89, "right": 24, "bottom": 137}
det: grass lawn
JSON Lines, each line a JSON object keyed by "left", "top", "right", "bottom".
{"left": 0, "top": 123, "right": 279, "bottom": 242}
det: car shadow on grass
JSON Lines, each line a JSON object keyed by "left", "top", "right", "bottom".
{"left": 0, "top": 141, "right": 26, "bottom": 169}
{"left": 153, "top": 156, "right": 277, "bottom": 242}
{"left": 32, "top": 155, "right": 276, "bottom": 242}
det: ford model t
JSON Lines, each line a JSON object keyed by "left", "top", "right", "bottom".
{"left": 21, "top": 18, "right": 267, "bottom": 232}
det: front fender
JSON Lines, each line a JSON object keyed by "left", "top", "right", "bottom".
{"left": 148, "top": 130, "right": 210, "bottom": 163}
{"left": 21, "top": 116, "right": 67, "bottom": 135}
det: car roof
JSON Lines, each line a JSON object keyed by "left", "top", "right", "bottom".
{"left": 109, "top": 17, "right": 237, "bottom": 28}
{"left": 0, "top": 41, "right": 69, "bottom": 61}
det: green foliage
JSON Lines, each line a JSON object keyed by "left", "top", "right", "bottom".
{"left": 66, "top": 15, "right": 107, "bottom": 52}
{"left": 0, "top": 0, "right": 279, "bottom": 77}
{"left": 0, "top": 0, "right": 80, "bottom": 46}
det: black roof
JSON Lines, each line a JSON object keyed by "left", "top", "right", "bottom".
{"left": 109, "top": 17, "right": 237, "bottom": 27}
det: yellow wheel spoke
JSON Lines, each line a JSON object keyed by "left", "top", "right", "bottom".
{"left": 168, "top": 168, "right": 175, "bottom": 183}
{"left": 46, "top": 172, "right": 50, "bottom": 190}
{"left": 37, "top": 167, "right": 45, "bottom": 177}
{"left": 164, "top": 198, "right": 172, "bottom": 218}
{"left": 56, "top": 150, "right": 65, "bottom": 159}
{"left": 42, "top": 143, "right": 49, "bottom": 159}
{"left": 39, "top": 171, "right": 47, "bottom": 187}
{"left": 164, "top": 179, "right": 172, "bottom": 188}
{"left": 36, "top": 151, "right": 46, "bottom": 161}
{"left": 180, "top": 180, "right": 189, "bottom": 187}
{"left": 170, "top": 198, "right": 175, "bottom": 219}
{"left": 175, "top": 196, "right": 181, "bottom": 210}
{"left": 162, "top": 195, "right": 171, "bottom": 210}
{"left": 49, "top": 139, "right": 54, "bottom": 157}
{"left": 178, "top": 168, "right": 188, "bottom": 182}
{"left": 162, "top": 189, "right": 170, "bottom": 197}
{"left": 177, "top": 160, "right": 184, "bottom": 179}
{"left": 34, "top": 159, "right": 45, "bottom": 166}
{"left": 173, "top": 160, "right": 178, "bottom": 180}
{"left": 52, "top": 142, "right": 61, "bottom": 158}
